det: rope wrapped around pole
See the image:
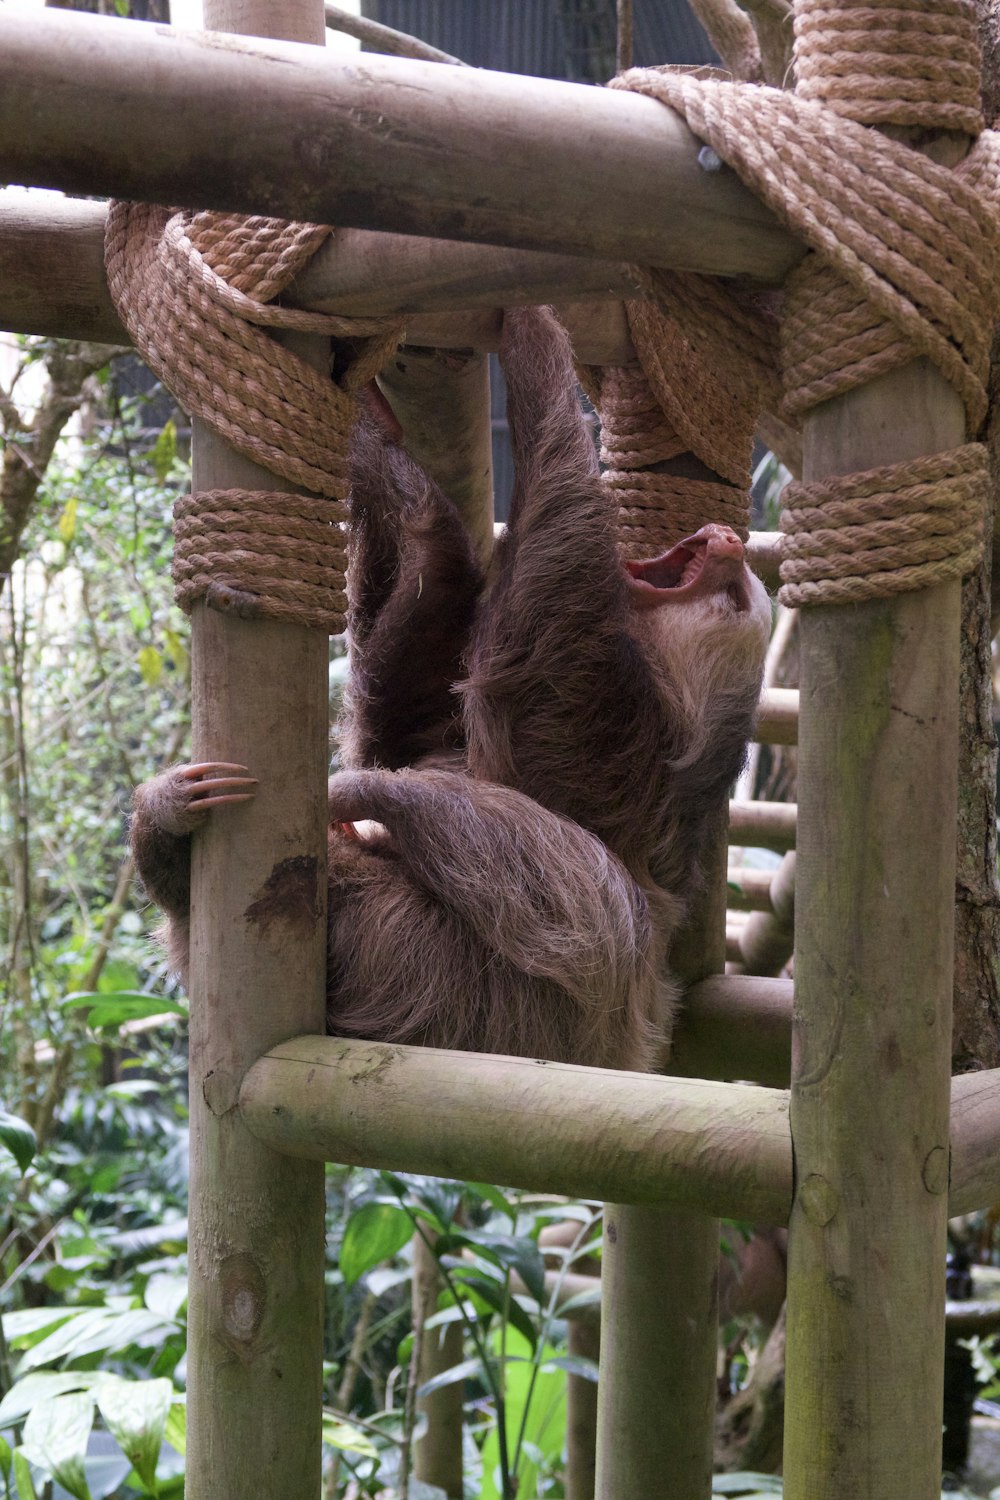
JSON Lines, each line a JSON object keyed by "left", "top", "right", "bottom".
{"left": 105, "top": 202, "right": 403, "bottom": 633}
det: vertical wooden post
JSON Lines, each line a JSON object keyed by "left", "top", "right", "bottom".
{"left": 413, "top": 1231, "right": 465, "bottom": 1499}
{"left": 595, "top": 815, "right": 728, "bottom": 1498}
{"left": 782, "top": 360, "right": 963, "bottom": 1499}
{"left": 376, "top": 345, "right": 495, "bottom": 567}
{"left": 185, "top": 5, "right": 329, "bottom": 1498}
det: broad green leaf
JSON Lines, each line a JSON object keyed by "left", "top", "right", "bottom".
{"left": 479, "top": 1329, "right": 565, "bottom": 1500}
{"left": 467, "top": 1184, "right": 517, "bottom": 1221}
{"left": 19, "top": 1308, "right": 178, "bottom": 1372}
{"left": 554, "top": 1286, "right": 602, "bottom": 1319}
{"left": 164, "top": 1401, "right": 186, "bottom": 1459}
{"left": 137, "top": 646, "right": 163, "bottom": 687}
{"left": 539, "top": 1354, "right": 599, "bottom": 1383}
{"left": 0, "top": 1372, "right": 102, "bottom": 1428}
{"left": 21, "top": 1393, "right": 94, "bottom": 1500}
{"left": 1, "top": 1308, "right": 78, "bottom": 1347}
{"left": 456, "top": 1230, "right": 546, "bottom": 1304}
{"left": 12, "top": 1450, "right": 38, "bottom": 1500}
{"left": 0, "top": 1433, "right": 11, "bottom": 1483}
{"left": 58, "top": 497, "right": 78, "bottom": 544}
{"left": 144, "top": 1272, "right": 188, "bottom": 1322}
{"left": 340, "top": 1202, "right": 413, "bottom": 1286}
{"left": 149, "top": 419, "right": 177, "bottom": 482}
{"left": 416, "top": 1356, "right": 484, "bottom": 1400}
{"left": 0, "top": 1111, "right": 36, "bottom": 1174}
{"left": 96, "top": 1374, "right": 172, "bottom": 1492}
{"left": 447, "top": 1271, "right": 537, "bottom": 1352}
{"left": 320, "top": 1414, "right": 378, "bottom": 1457}
{"left": 61, "top": 991, "right": 185, "bottom": 1031}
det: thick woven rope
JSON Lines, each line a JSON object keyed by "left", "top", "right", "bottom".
{"left": 617, "top": 70, "right": 1000, "bottom": 432}
{"left": 793, "top": 0, "right": 983, "bottom": 133}
{"left": 106, "top": 203, "right": 403, "bottom": 633}
{"left": 173, "top": 490, "right": 348, "bottom": 633}
{"left": 614, "top": 1, "right": 998, "bottom": 605}
{"left": 584, "top": 269, "right": 779, "bottom": 555}
{"left": 779, "top": 444, "right": 988, "bottom": 604}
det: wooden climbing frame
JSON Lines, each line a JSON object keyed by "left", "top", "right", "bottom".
{"left": 1, "top": 2, "right": 998, "bottom": 1498}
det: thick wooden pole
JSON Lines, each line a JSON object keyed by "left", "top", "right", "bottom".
{"left": 412, "top": 1232, "right": 464, "bottom": 1499}
{"left": 596, "top": 819, "right": 729, "bottom": 1499}
{"left": 782, "top": 360, "right": 963, "bottom": 1498}
{"left": 240, "top": 1037, "right": 793, "bottom": 1222}
{"left": 0, "top": 8, "right": 799, "bottom": 280}
{"left": 185, "top": 5, "right": 328, "bottom": 1499}
{"left": 376, "top": 346, "right": 495, "bottom": 566}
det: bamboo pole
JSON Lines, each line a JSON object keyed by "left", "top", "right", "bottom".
{"left": 183, "top": 6, "right": 328, "bottom": 1499}
{"left": 0, "top": 9, "right": 801, "bottom": 279}
{"left": 782, "top": 357, "right": 963, "bottom": 1497}
{"left": 240, "top": 1036, "right": 793, "bottom": 1223}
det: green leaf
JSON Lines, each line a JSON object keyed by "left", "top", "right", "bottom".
{"left": 479, "top": 1328, "right": 565, "bottom": 1500}
{"left": 58, "top": 497, "right": 78, "bottom": 544}
{"left": 12, "top": 1450, "right": 38, "bottom": 1500}
{"left": 0, "top": 1434, "right": 11, "bottom": 1484}
{"left": 0, "top": 1111, "right": 36, "bottom": 1173}
{"left": 163, "top": 629, "right": 188, "bottom": 677}
{"left": 96, "top": 1374, "right": 172, "bottom": 1493}
{"left": 448, "top": 1270, "right": 537, "bottom": 1352}
{"left": 320, "top": 1414, "right": 378, "bottom": 1457}
{"left": 554, "top": 1286, "right": 602, "bottom": 1319}
{"left": 61, "top": 991, "right": 186, "bottom": 1031}
{"left": 416, "top": 1356, "right": 484, "bottom": 1400}
{"left": 0, "top": 1373, "right": 102, "bottom": 1428}
{"left": 444, "top": 1230, "right": 546, "bottom": 1305}
{"left": 18, "top": 1308, "right": 178, "bottom": 1372}
{"left": 339, "top": 1202, "right": 413, "bottom": 1286}
{"left": 21, "top": 1393, "right": 95, "bottom": 1500}
{"left": 466, "top": 1183, "right": 517, "bottom": 1221}
{"left": 164, "top": 1401, "right": 186, "bottom": 1459}
{"left": 149, "top": 419, "right": 177, "bottom": 482}
{"left": 539, "top": 1354, "right": 598, "bottom": 1383}
{"left": 137, "top": 646, "right": 163, "bottom": 687}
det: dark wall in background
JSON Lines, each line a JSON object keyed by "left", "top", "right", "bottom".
{"left": 367, "top": 2, "right": 716, "bottom": 518}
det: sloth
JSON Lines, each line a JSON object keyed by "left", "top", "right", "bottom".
{"left": 129, "top": 306, "right": 770, "bottom": 1073}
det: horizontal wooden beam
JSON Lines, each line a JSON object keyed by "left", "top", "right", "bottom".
{"left": 239, "top": 1031, "right": 1000, "bottom": 1219}
{"left": 672, "top": 975, "right": 793, "bottom": 1088}
{"left": 729, "top": 798, "right": 797, "bottom": 853}
{"left": 949, "top": 1069, "right": 1000, "bottom": 1217}
{"left": 0, "top": 9, "right": 801, "bottom": 279}
{"left": 240, "top": 1035, "right": 794, "bottom": 1223}
{"left": 756, "top": 686, "right": 799, "bottom": 745}
{"left": 0, "top": 191, "right": 640, "bottom": 355}
{"left": 726, "top": 866, "right": 777, "bottom": 912}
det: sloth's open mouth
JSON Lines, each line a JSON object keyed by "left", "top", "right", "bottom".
{"left": 626, "top": 525, "right": 751, "bottom": 611}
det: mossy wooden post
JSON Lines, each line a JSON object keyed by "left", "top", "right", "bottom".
{"left": 185, "top": 4, "right": 329, "bottom": 1498}
{"left": 596, "top": 812, "right": 728, "bottom": 1498}
{"left": 783, "top": 371, "right": 962, "bottom": 1492}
